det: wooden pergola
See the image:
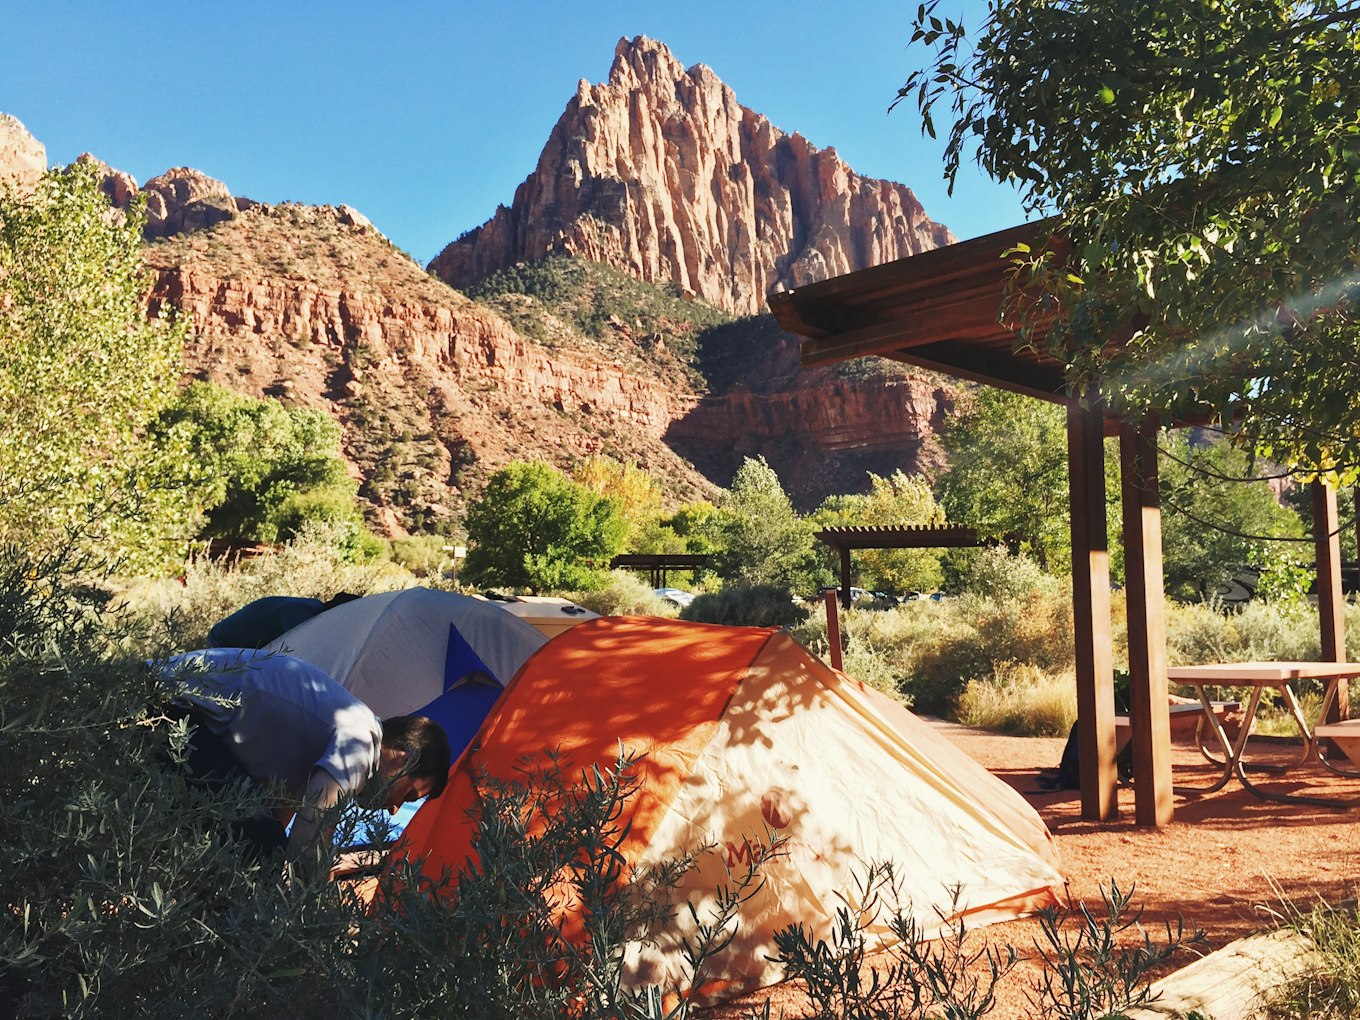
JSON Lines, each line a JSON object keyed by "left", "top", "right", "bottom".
{"left": 609, "top": 553, "right": 709, "bottom": 588}
{"left": 815, "top": 524, "right": 996, "bottom": 608}
{"left": 769, "top": 222, "right": 1349, "bottom": 827}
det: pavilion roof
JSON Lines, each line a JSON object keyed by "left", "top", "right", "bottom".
{"left": 813, "top": 524, "right": 994, "bottom": 550}
{"left": 767, "top": 222, "right": 1072, "bottom": 403}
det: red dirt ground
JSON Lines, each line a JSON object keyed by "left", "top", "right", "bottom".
{"left": 713, "top": 720, "right": 1360, "bottom": 1018}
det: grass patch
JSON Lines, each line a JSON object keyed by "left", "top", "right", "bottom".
{"left": 958, "top": 663, "right": 1077, "bottom": 737}
{"left": 117, "top": 523, "right": 412, "bottom": 649}
{"left": 1264, "top": 893, "right": 1360, "bottom": 1018}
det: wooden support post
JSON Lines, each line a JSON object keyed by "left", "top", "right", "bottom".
{"left": 1120, "top": 422, "right": 1174, "bottom": 826}
{"left": 1068, "top": 396, "right": 1119, "bottom": 820}
{"left": 839, "top": 547, "right": 852, "bottom": 609}
{"left": 823, "top": 589, "right": 843, "bottom": 672}
{"left": 1313, "top": 482, "right": 1349, "bottom": 722}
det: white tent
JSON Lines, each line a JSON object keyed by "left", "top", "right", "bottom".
{"left": 268, "top": 587, "right": 547, "bottom": 758}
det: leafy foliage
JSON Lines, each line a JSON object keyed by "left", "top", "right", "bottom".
{"left": 463, "top": 460, "right": 627, "bottom": 592}
{"left": 1158, "top": 432, "right": 1306, "bottom": 600}
{"left": 0, "top": 163, "right": 187, "bottom": 572}
{"left": 147, "top": 380, "right": 375, "bottom": 553}
{"left": 708, "top": 457, "right": 819, "bottom": 591}
{"left": 572, "top": 455, "right": 664, "bottom": 548}
{"left": 769, "top": 867, "right": 1201, "bottom": 1020}
{"left": 937, "top": 389, "right": 1073, "bottom": 571}
{"left": 1030, "top": 880, "right": 1206, "bottom": 1019}
{"left": 770, "top": 866, "right": 1017, "bottom": 1020}
{"left": 814, "top": 471, "right": 947, "bottom": 593}
{"left": 902, "top": 0, "right": 1360, "bottom": 476}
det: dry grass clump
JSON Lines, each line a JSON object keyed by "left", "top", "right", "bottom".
{"left": 565, "top": 570, "right": 677, "bottom": 617}
{"left": 957, "top": 662, "right": 1077, "bottom": 737}
{"left": 1262, "top": 893, "right": 1360, "bottom": 1019}
{"left": 117, "top": 523, "right": 411, "bottom": 649}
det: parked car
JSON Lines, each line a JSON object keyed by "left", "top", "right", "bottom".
{"left": 652, "top": 587, "right": 695, "bottom": 609}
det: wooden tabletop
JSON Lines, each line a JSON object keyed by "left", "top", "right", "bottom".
{"left": 1167, "top": 661, "right": 1360, "bottom": 683}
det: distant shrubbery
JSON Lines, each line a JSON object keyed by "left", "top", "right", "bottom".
{"left": 681, "top": 583, "right": 811, "bottom": 628}
{"left": 119, "top": 522, "right": 405, "bottom": 650}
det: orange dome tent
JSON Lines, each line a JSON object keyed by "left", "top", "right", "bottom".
{"left": 394, "top": 615, "right": 1063, "bottom": 997}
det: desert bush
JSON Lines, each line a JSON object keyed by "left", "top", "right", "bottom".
{"left": 769, "top": 869, "right": 1202, "bottom": 1020}
{"left": 959, "top": 546, "right": 1061, "bottom": 602}
{"left": 118, "top": 522, "right": 406, "bottom": 650}
{"left": 0, "top": 541, "right": 383, "bottom": 1018}
{"left": 958, "top": 662, "right": 1077, "bottom": 737}
{"left": 565, "top": 569, "right": 675, "bottom": 617}
{"left": 769, "top": 865, "right": 1017, "bottom": 1020}
{"left": 791, "top": 592, "right": 1075, "bottom": 715}
{"left": 376, "top": 749, "right": 769, "bottom": 1018}
{"left": 794, "top": 604, "right": 953, "bottom": 699}
{"left": 1030, "top": 880, "right": 1206, "bottom": 1019}
{"left": 682, "top": 584, "right": 810, "bottom": 628}
{"left": 1166, "top": 599, "right": 1328, "bottom": 666}
{"left": 389, "top": 533, "right": 453, "bottom": 578}
{"left": 907, "top": 589, "right": 1075, "bottom": 715}
{"left": 1, "top": 537, "right": 768, "bottom": 1017}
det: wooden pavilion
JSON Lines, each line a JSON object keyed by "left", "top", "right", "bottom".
{"left": 815, "top": 524, "right": 997, "bottom": 608}
{"left": 768, "top": 223, "right": 1349, "bottom": 826}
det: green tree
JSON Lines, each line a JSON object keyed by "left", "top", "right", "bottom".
{"left": 0, "top": 163, "right": 187, "bottom": 570}
{"left": 571, "top": 455, "right": 663, "bottom": 548}
{"left": 936, "top": 389, "right": 1073, "bottom": 571}
{"left": 709, "top": 457, "right": 818, "bottom": 591}
{"left": 813, "top": 471, "right": 947, "bottom": 593}
{"left": 147, "top": 381, "right": 371, "bottom": 551}
{"left": 1157, "top": 432, "right": 1307, "bottom": 601}
{"left": 902, "top": 0, "right": 1360, "bottom": 477}
{"left": 462, "top": 460, "right": 626, "bottom": 592}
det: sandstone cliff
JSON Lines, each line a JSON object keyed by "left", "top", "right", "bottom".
{"left": 430, "top": 36, "right": 954, "bottom": 316}
{"left": 145, "top": 204, "right": 949, "bottom": 529}
{"left": 143, "top": 205, "right": 722, "bottom": 533}
{"left": 0, "top": 115, "right": 46, "bottom": 194}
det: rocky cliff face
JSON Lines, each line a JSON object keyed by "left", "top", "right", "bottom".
{"left": 143, "top": 205, "right": 722, "bottom": 533}
{"left": 145, "top": 204, "right": 949, "bottom": 528}
{"left": 2, "top": 78, "right": 956, "bottom": 534}
{"left": 429, "top": 36, "right": 954, "bottom": 316}
{"left": 670, "top": 322, "right": 951, "bottom": 508}
{"left": 0, "top": 115, "right": 46, "bottom": 193}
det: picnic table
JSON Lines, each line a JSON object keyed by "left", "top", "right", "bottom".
{"left": 1166, "top": 660, "right": 1360, "bottom": 806}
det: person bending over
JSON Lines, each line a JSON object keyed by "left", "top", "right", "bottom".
{"left": 159, "top": 647, "right": 451, "bottom": 861}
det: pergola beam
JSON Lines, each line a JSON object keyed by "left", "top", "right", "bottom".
{"left": 815, "top": 525, "right": 997, "bottom": 609}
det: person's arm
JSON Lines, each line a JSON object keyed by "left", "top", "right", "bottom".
{"left": 287, "top": 767, "right": 345, "bottom": 860}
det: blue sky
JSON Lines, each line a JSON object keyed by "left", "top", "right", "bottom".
{"left": 2, "top": 1, "right": 1024, "bottom": 266}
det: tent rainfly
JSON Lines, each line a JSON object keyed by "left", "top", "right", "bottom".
{"left": 394, "top": 616, "right": 1064, "bottom": 999}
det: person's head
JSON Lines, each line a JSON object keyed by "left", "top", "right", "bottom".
{"left": 369, "top": 715, "right": 452, "bottom": 812}
{"left": 322, "top": 592, "right": 362, "bottom": 610}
